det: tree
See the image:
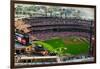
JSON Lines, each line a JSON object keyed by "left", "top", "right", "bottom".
{"left": 15, "top": 5, "right": 23, "bottom": 15}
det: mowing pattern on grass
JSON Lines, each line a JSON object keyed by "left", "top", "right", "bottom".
{"left": 39, "top": 36, "right": 90, "bottom": 56}
{"left": 33, "top": 36, "right": 89, "bottom": 56}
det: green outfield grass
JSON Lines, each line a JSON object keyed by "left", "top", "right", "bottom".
{"left": 33, "top": 36, "right": 90, "bottom": 56}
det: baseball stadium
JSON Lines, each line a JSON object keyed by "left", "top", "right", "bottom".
{"left": 14, "top": 4, "right": 95, "bottom": 66}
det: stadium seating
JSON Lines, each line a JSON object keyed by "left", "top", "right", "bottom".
{"left": 22, "top": 17, "right": 93, "bottom": 40}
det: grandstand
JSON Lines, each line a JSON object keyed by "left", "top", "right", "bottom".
{"left": 22, "top": 17, "right": 93, "bottom": 41}
{"left": 23, "top": 17, "right": 93, "bottom": 32}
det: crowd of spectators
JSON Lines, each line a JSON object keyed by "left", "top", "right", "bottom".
{"left": 23, "top": 17, "right": 93, "bottom": 26}
{"left": 22, "top": 17, "right": 93, "bottom": 40}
